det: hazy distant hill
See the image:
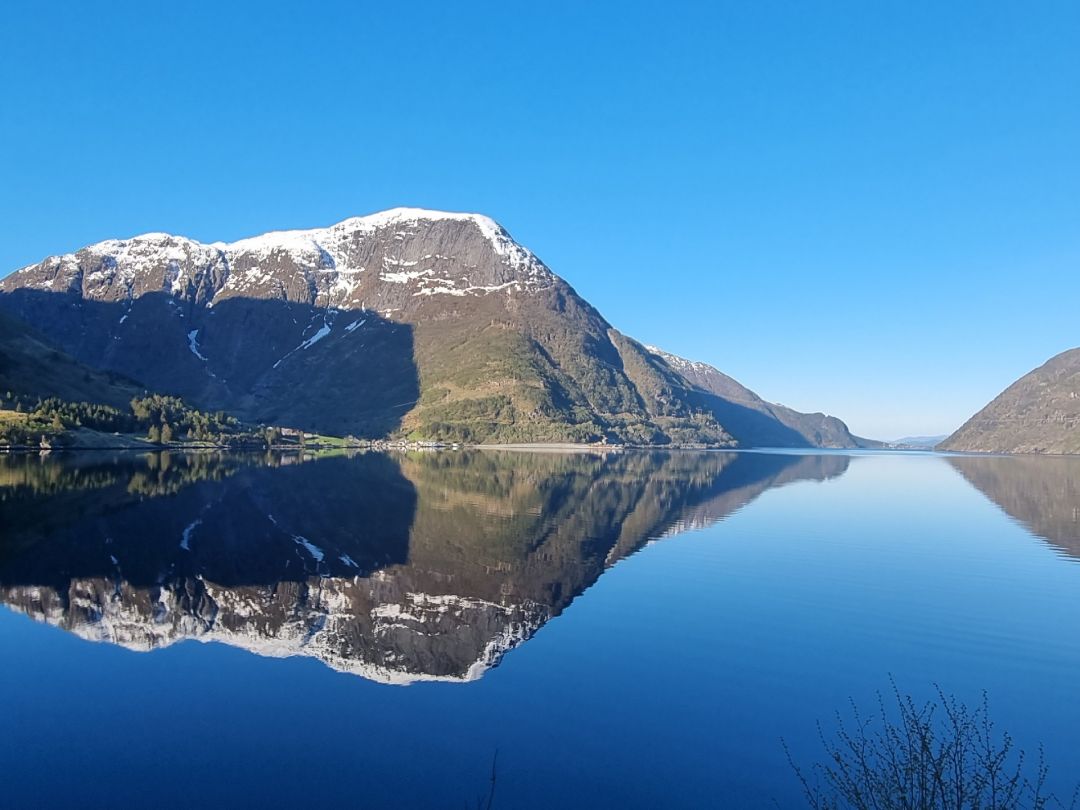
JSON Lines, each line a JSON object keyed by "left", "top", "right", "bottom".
{"left": 940, "top": 348, "right": 1080, "bottom": 454}
{"left": 0, "top": 208, "right": 863, "bottom": 447}
{"left": 887, "top": 435, "right": 947, "bottom": 449}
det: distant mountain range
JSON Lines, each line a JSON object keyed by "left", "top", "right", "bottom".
{"left": 0, "top": 208, "right": 867, "bottom": 447}
{"left": 941, "top": 348, "right": 1080, "bottom": 455}
{"left": 886, "top": 435, "right": 947, "bottom": 449}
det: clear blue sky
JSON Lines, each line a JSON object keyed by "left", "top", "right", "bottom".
{"left": 2, "top": 1, "right": 1077, "bottom": 439}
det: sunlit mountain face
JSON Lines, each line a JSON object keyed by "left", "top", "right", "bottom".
{"left": 0, "top": 449, "right": 848, "bottom": 684}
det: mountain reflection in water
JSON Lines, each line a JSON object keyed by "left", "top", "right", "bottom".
{"left": 948, "top": 454, "right": 1080, "bottom": 560}
{"left": 0, "top": 449, "right": 848, "bottom": 684}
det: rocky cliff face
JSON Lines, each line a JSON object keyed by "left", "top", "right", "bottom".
{"left": 0, "top": 448, "right": 849, "bottom": 683}
{"left": 0, "top": 208, "right": 857, "bottom": 446}
{"left": 940, "top": 348, "right": 1080, "bottom": 454}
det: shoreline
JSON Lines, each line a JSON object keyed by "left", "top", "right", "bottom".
{"left": 0, "top": 440, "right": 1039, "bottom": 458}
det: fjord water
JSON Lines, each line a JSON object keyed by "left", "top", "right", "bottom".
{"left": 1, "top": 450, "right": 1078, "bottom": 806}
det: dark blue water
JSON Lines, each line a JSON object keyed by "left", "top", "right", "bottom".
{"left": 0, "top": 449, "right": 1078, "bottom": 806}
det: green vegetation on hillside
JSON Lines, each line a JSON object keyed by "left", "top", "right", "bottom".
{"left": 402, "top": 309, "right": 736, "bottom": 446}
{"left": 0, "top": 392, "right": 253, "bottom": 448}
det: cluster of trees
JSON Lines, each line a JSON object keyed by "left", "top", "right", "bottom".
{"left": 0, "top": 392, "right": 86, "bottom": 446}
{"left": 130, "top": 395, "right": 239, "bottom": 443}
{"left": 15, "top": 396, "right": 134, "bottom": 431}
{"left": 2, "top": 391, "right": 34, "bottom": 412}
{"left": 0, "top": 392, "right": 257, "bottom": 447}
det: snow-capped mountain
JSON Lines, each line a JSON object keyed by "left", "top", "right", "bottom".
{"left": 16, "top": 208, "right": 554, "bottom": 308}
{"left": 0, "top": 208, "right": 861, "bottom": 446}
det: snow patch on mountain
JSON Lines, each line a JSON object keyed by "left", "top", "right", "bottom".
{"left": 273, "top": 315, "right": 335, "bottom": 368}
{"left": 414, "top": 280, "right": 521, "bottom": 297}
{"left": 293, "top": 535, "right": 325, "bottom": 563}
{"left": 644, "top": 344, "right": 713, "bottom": 375}
{"left": 180, "top": 519, "right": 201, "bottom": 551}
{"left": 298, "top": 321, "right": 331, "bottom": 350}
{"left": 187, "top": 329, "right": 208, "bottom": 361}
{"left": 381, "top": 268, "right": 432, "bottom": 284}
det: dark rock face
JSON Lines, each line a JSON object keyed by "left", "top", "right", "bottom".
{"left": 940, "top": 348, "right": 1080, "bottom": 455}
{"left": 0, "top": 449, "right": 849, "bottom": 683}
{"left": 0, "top": 208, "right": 853, "bottom": 446}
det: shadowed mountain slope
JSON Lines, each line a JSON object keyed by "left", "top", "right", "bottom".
{"left": 0, "top": 309, "right": 143, "bottom": 408}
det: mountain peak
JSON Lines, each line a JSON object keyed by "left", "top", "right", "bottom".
{"left": 217, "top": 206, "right": 532, "bottom": 267}
{"left": 4, "top": 206, "right": 554, "bottom": 307}
{"left": 10, "top": 207, "right": 532, "bottom": 277}
{"left": 334, "top": 207, "right": 509, "bottom": 238}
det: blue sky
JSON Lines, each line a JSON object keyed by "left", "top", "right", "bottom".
{"left": 2, "top": 1, "right": 1077, "bottom": 438}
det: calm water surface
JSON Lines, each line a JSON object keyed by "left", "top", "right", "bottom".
{"left": 1, "top": 448, "right": 1078, "bottom": 806}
